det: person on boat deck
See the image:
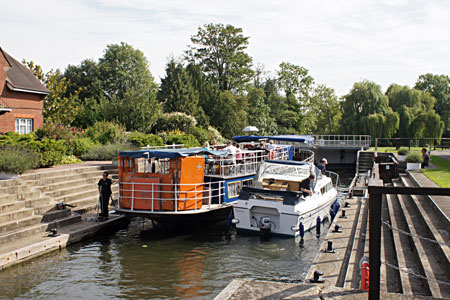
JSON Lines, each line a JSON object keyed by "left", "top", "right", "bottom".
{"left": 300, "top": 174, "right": 315, "bottom": 197}
{"left": 317, "top": 158, "right": 328, "bottom": 175}
{"left": 225, "top": 140, "right": 237, "bottom": 164}
{"left": 267, "top": 140, "right": 276, "bottom": 150}
{"left": 98, "top": 172, "right": 116, "bottom": 220}
{"left": 421, "top": 148, "right": 430, "bottom": 168}
{"left": 202, "top": 142, "right": 214, "bottom": 173}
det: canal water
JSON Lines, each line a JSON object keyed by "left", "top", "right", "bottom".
{"left": 0, "top": 170, "right": 353, "bottom": 300}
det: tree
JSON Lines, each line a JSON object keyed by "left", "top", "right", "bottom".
{"left": 211, "top": 91, "right": 248, "bottom": 138}
{"left": 158, "top": 59, "right": 199, "bottom": 117}
{"left": 246, "top": 88, "right": 277, "bottom": 135}
{"left": 277, "top": 62, "right": 314, "bottom": 101}
{"left": 387, "top": 84, "right": 443, "bottom": 138}
{"left": 24, "top": 60, "right": 79, "bottom": 126}
{"left": 310, "top": 85, "right": 341, "bottom": 134}
{"left": 414, "top": 73, "right": 450, "bottom": 136}
{"left": 64, "top": 59, "right": 103, "bottom": 101}
{"left": 341, "top": 80, "right": 399, "bottom": 139}
{"left": 185, "top": 23, "right": 254, "bottom": 92}
{"left": 98, "top": 42, "right": 157, "bottom": 100}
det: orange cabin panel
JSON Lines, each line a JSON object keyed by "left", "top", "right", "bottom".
{"left": 120, "top": 176, "right": 161, "bottom": 210}
{"left": 177, "top": 156, "right": 204, "bottom": 211}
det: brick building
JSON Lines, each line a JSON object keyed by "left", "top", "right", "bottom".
{"left": 0, "top": 47, "right": 49, "bottom": 134}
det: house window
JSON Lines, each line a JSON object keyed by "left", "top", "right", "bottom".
{"left": 15, "top": 118, "right": 33, "bottom": 134}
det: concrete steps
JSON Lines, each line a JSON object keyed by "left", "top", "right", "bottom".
{"left": 0, "top": 165, "right": 118, "bottom": 261}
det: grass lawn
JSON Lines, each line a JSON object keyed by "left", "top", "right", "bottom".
{"left": 366, "top": 146, "right": 424, "bottom": 153}
{"left": 421, "top": 155, "right": 450, "bottom": 188}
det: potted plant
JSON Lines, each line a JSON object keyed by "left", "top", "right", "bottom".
{"left": 0, "top": 145, "right": 40, "bottom": 179}
{"left": 397, "top": 148, "right": 409, "bottom": 161}
{"left": 405, "top": 151, "right": 422, "bottom": 170}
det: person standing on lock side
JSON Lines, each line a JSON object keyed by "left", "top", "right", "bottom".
{"left": 98, "top": 172, "right": 113, "bottom": 220}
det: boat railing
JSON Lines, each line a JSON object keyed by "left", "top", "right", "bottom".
{"left": 325, "top": 170, "right": 340, "bottom": 188}
{"left": 118, "top": 181, "right": 226, "bottom": 212}
{"left": 205, "top": 146, "right": 290, "bottom": 177}
{"left": 141, "top": 144, "right": 186, "bottom": 150}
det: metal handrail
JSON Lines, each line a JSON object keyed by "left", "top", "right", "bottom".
{"left": 314, "top": 135, "right": 371, "bottom": 148}
{"left": 205, "top": 146, "right": 290, "bottom": 177}
{"left": 118, "top": 181, "right": 226, "bottom": 212}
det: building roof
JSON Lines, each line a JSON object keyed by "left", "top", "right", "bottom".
{"left": 0, "top": 47, "right": 50, "bottom": 95}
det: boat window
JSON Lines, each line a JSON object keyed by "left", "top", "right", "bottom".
{"left": 242, "top": 178, "right": 253, "bottom": 187}
{"left": 135, "top": 158, "right": 170, "bottom": 174}
{"left": 227, "top": 181, "right": 241, "bottom": 198}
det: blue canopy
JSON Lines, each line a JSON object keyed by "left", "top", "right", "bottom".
{"left": 232, "top": 135, "right": 314, "bottom": 144}
{"left": 119, "top": 148, "right": 229, "bottom": 159}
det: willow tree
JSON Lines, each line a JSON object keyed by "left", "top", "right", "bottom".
{"left": 341, "top": 80, "right": 399, "bottom": 139}
{"left": 387, "top": 84, "right": 443, "bottom": 138}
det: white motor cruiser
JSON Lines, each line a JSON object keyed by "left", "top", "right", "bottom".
{"left": 232, "top": 160, "right": 339, "bottom": 237}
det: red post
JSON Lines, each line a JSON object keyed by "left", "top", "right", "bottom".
{"left": 360, "top": 256, "right": 370, "bottom": 291}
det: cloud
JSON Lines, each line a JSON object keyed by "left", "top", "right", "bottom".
{"left": 1, "top": 0, "right": 449, "bottom": 96}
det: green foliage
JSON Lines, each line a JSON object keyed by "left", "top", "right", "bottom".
{"left": 66, "top": 137, "right": 99, "bottom": 157}
{"left": 277, "top": 62, "right": 314, "bottom": 101}
{"left": 405, "top": 151, "right": 422, "bottom": 163}
{"left": 154, "top": 112, "right": 197, "bottom": 133}
{"left": 81, "top": 143, "right": 135, "bottom": 161}
{"left": 185, "top": 23, "right": 254, "bottom": 91}
{"left": 387, "top": 84, "right": 443, "bottom": 139}
{"left": 159, "top": 59, "right": 200, "bottom": 117}
{"left": 310, "top": 85, "right": 341, "bottom": 134}
{"left": 246, "top": 88, "right": 277, "bottom": 135}
{"left": 28, "top": 139, "right": 68, "bottom": 167}
{"left": 86, "top": 121, "right": 126, "bottom": 144}
{"left": 99, "top": 42, "right": 158, "bottom": 100}
{"left": 35, "top": 123, "right": 84, "bottom": 141}
{"left": 126, "top": 132, "right": 164, "bottom": 147}
{"left": 188, "top": 126, "right": 210, "bottom": 145}
{"left": 24, "top": 60, "right": 79, "bottom": 126}
{"left": 341, "top": 80, "right": 399, "bottom": 139}
{"left": 0, "top": 145, "right": 40, "bottom": 174}
{"left": 211, "top": 91, "right": 248, "bottom": 138}
{"left": 415, "top": 74, "right": 450, "bottom": 137}
{"left": 165, "top": 132, "right": 200, "bottom": 147}
{"left": 61, "top": 155, "right": 82, "bottom": 165}
{"left": 397, "top": 148, "right": 409, "bottom": 155}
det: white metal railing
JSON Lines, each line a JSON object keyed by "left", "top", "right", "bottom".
{"left": 204, "top": 146, "right": 290, "bottom": 177}
{"left": 313, "top": 135, "right": 371, "bottom": 148}
{"left": 118, "top": 181, "right": 225, "bottom": 212}
{"left": 141, "top": 144, "right": 185, "bottom": 150}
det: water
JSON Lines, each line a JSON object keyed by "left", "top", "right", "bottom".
{"left": 0, "top": 170, "right": 353, "bottom": 300}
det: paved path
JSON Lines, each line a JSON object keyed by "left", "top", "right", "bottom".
{"left": 431, "top": 149, "right": 450, "bottom": 162}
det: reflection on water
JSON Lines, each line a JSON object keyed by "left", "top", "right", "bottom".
{"left": 0, "top": 170, "right": 353, "bottom": 300}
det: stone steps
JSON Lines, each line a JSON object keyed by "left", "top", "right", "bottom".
{"left": 0, "top": 208, "right": 34, "bottom": 224}
{"left": 0, "top": 223, "right": 47, "bottom": 245}
{"left": 0, "top": 215, "right": 42, "bottom": 235}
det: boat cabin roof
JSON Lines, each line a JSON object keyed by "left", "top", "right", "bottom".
{"left": 119, "top": 148, "right": 228, "bottom": 159}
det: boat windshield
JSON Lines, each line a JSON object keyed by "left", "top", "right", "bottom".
{"left": 255, "top": 161, "right": 317, "bottom": 181}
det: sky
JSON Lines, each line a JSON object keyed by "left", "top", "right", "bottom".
{"left": 1, "top": 0, "right": 450, "bottom": 96}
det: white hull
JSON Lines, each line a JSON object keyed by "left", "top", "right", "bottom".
{"left": 233, "top": 189, "right": 337, "bottom": 237}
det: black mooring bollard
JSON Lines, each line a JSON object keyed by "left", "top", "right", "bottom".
{"left": 310, "top": 270, "right": 324, "bottom": 283}
{"left": 344, "top": 201, "right": 350, "bottom": 208}
{"left": 340, "top": 210, "right": 346, "bottom": 218}
{"left": 333, "top": 224, "right": 341, "bottom": 232}
{"left": 316, "top": 216, "right": 321, "bottom": 236}
{"left": 327, "top": 240, "right": 334, "bottom": 252}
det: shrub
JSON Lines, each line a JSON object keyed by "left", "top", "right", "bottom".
{"left": 35, "top": 123, "right": 77, "bottom": 141}
{"left": 27, "top": 139, "right": 68, "bottom": 167}
{"left": 165, "top": 132, "right": 200, "bottom": 148}
{"left": 206, "top": 126, "right": 226, "bottom": 144}
{"left": 0, "top": 145, "right": 40, "bottom": 174}
{"left": 61, "top": 155, "right": 82, "bottom": 165}
{"left": 397, "top": 148, "right": 410, "bottom": 156}
{"left": 0, "top": 132, "right": 36, "bottom": 145}
{"left": 405, "top": 152, "right": 422, "bottom": 163}
{"left": 86, "top": 121, "right": 126, "bottom": 144}
{"left": 188, "top": 127, "right": 209, "bottom": 145}
{"left": 81, "top": 142, "right": 136, "bottom": 161}
{"left": 126, "top": 132, "right": 164, "bottom": 147}
{"left": 66, "top": 137, "right": 99, "bottom": 157}
{"left": 154, "top": 112, "right": 197, "bottom": 132}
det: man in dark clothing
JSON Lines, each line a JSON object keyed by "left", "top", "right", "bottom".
{"left": 300, "top": 174, "right": 315, "bottom": 197}
{"left": 317, "top": 158, "right": 328, "bottom": 175}
{"left": 98, "top": 172, "right": 113, "bottom": 220}
{"left": 421, "top": 148, "right": 430, "bottom": 168}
